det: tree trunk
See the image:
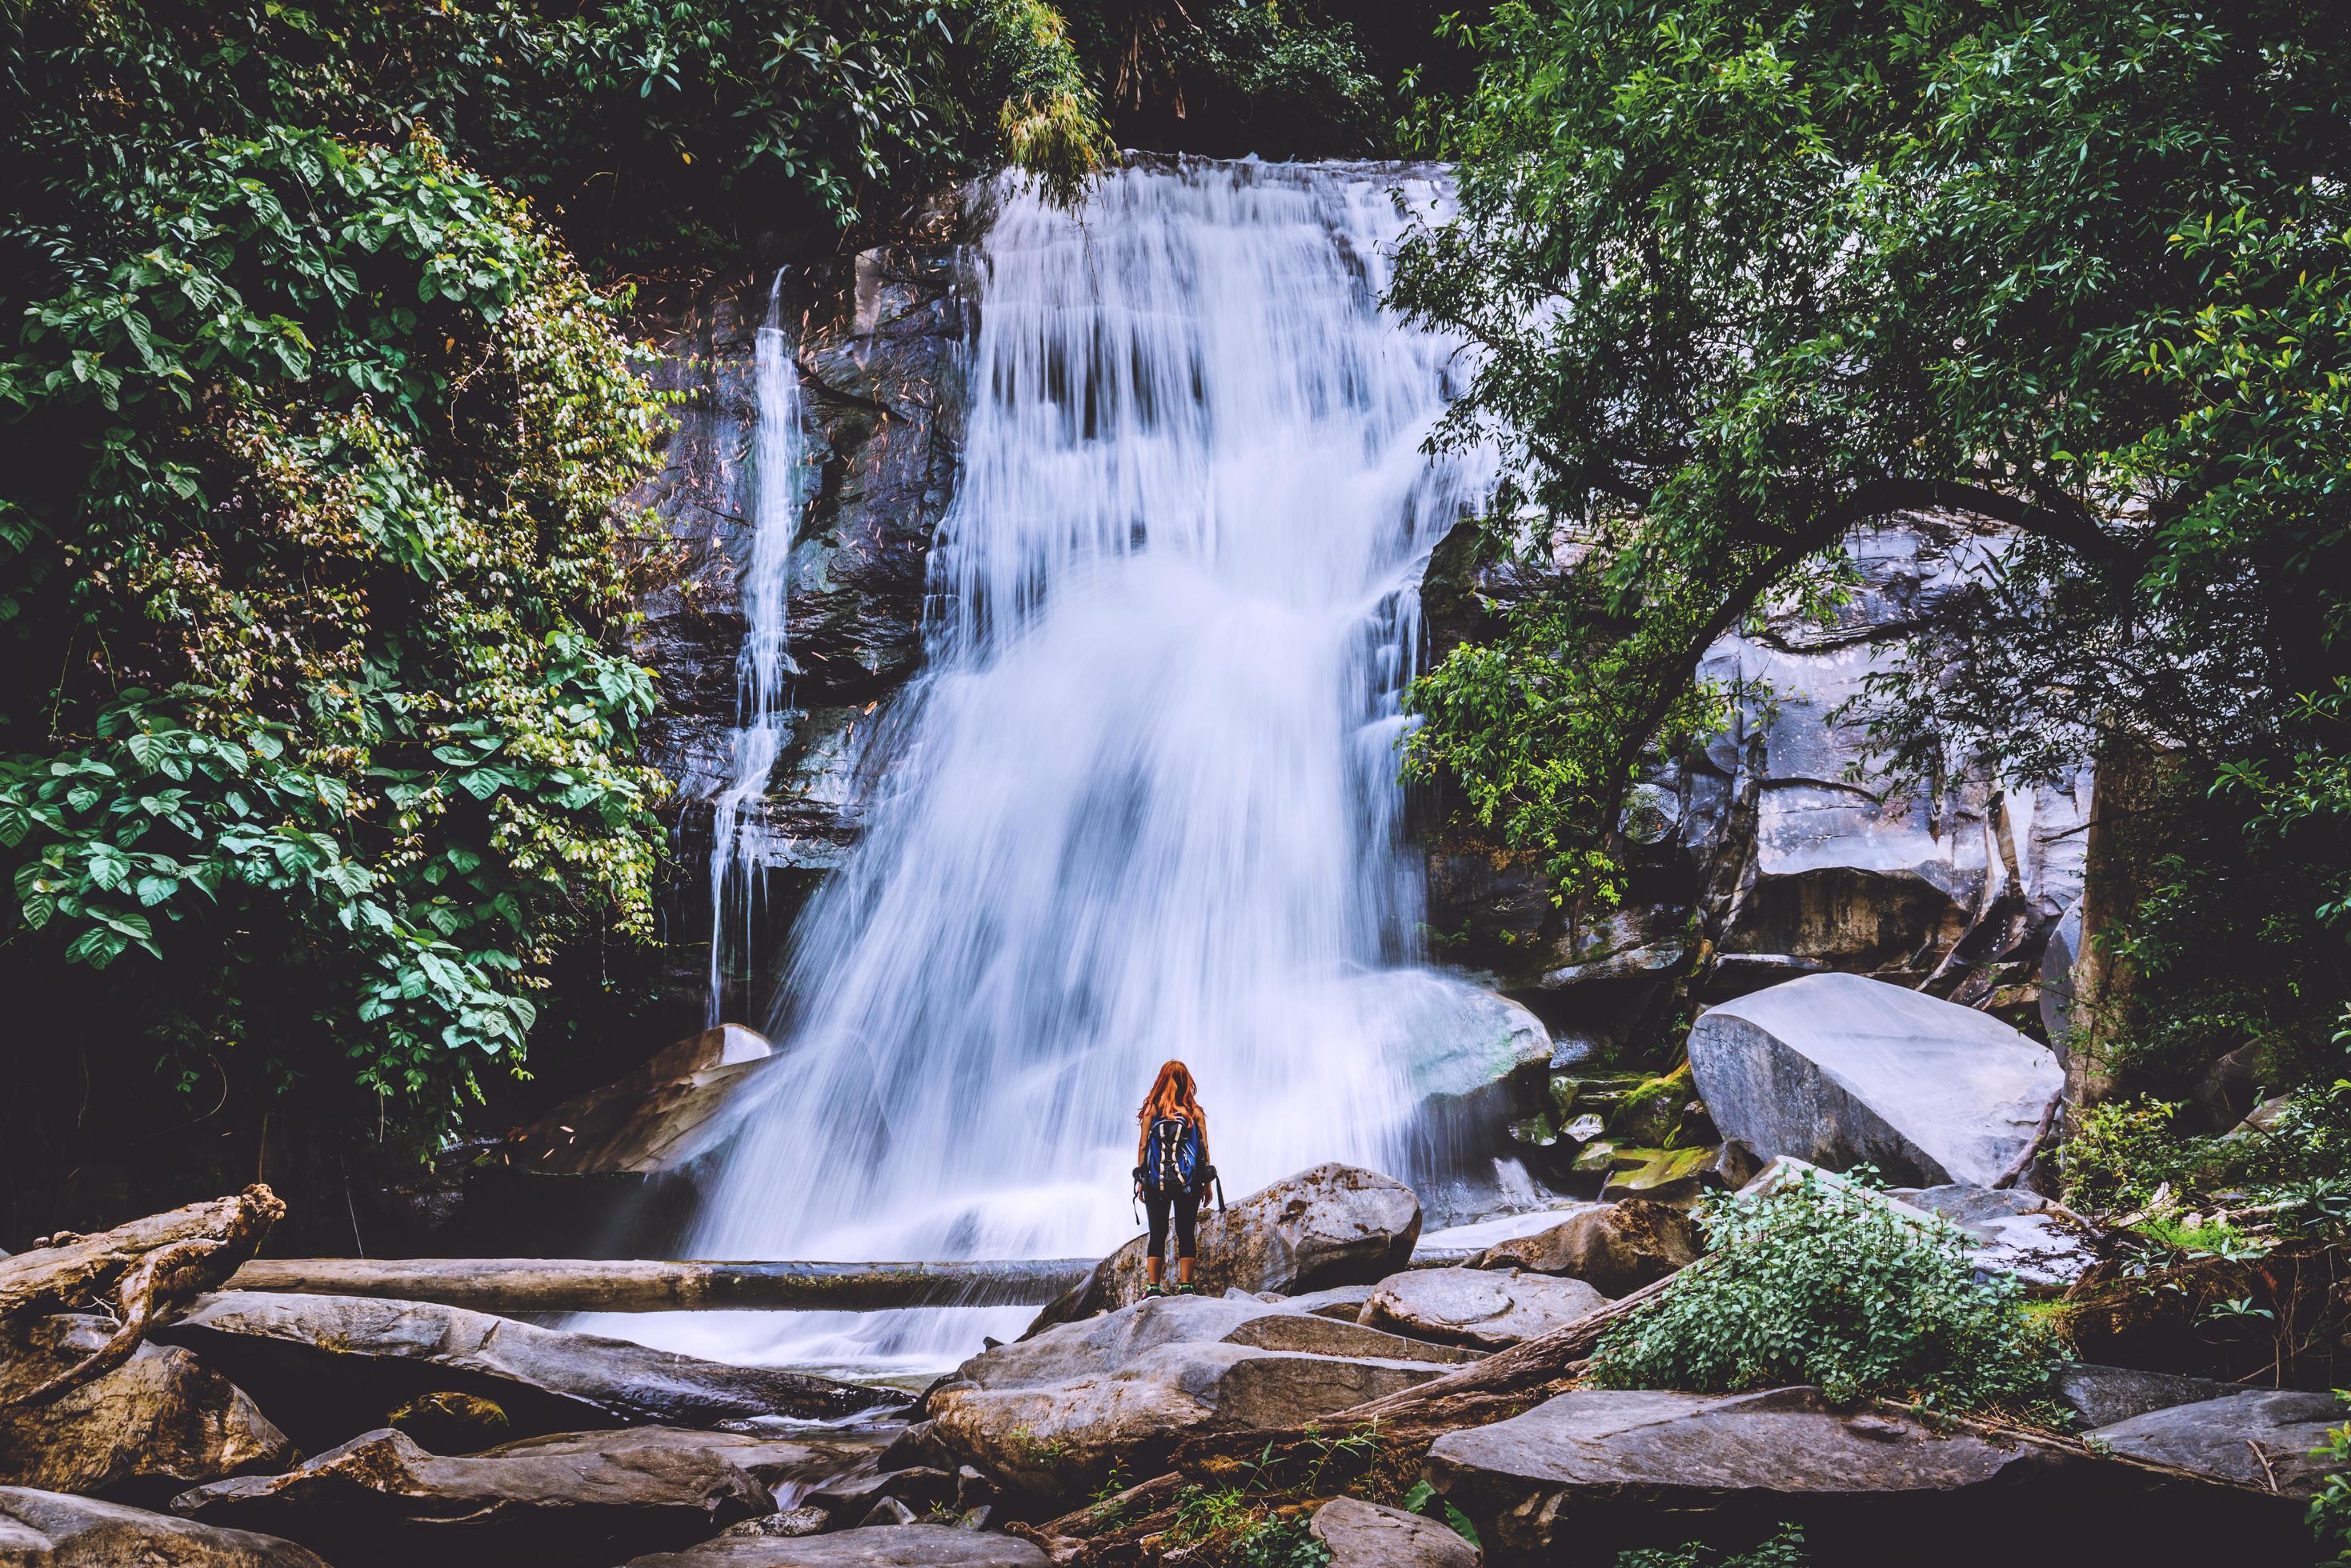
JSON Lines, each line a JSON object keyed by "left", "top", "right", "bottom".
{"left": 222, "top": 1255, "right": 1095, "bottom": 1314}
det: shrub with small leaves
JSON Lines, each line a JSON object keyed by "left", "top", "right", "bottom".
{"left": 1588, "top": 1170, "right": 2062, "bottom": 1411}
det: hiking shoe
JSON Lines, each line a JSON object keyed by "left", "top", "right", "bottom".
{"left": 1143, "top": 1283, "right": 1165, "bottom": 1298}
{"left": 1174, "top": 1282, "right": 1199, "bottom": 1295}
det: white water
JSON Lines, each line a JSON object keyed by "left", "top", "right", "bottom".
{"left": 705, "top": 275, "right": 810, "bottom": 1024}
{"left": 632, "top": 159, "right": 1500, "bottom": 1374}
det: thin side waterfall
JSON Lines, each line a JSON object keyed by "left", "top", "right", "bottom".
{"left": 631, "top": 160, "right": 1500, "bottom": 1374}
{"left": 706, "top": 274, "right": 807, "bottom": 1024}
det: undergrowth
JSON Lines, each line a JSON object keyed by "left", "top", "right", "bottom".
{"left": 1588, "top": 1168, "right": 2062, "bottom": 1412}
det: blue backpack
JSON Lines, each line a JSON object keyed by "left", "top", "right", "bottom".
{"left": 1141, "top": 1114, "right": 1204, "bottom": 1197}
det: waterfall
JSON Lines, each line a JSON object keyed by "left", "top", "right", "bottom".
{"left": 705, "top": 274, "right": 807, "bottom": 1024}
{"left": 642, "top": 159, "right": 1500, "bottom": 1373}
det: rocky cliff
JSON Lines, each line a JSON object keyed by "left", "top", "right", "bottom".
{"left": 1420, "top": 514, "right": 2090, "bottom": 1067}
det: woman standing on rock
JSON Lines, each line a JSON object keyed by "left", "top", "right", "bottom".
{"left": 1135, "top": 1060, "right": 1214, "bottom": 1296}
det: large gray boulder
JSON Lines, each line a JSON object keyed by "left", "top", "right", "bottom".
{"left": 2089, "top": 1390, "right": 2346, "bottom": 1496}
{"left": 1360, "top": 1268, "right": 1607, "bottom": 1350}
{"left": 154, "top": 1292, "right": 895, "bottom": 1449}
{"left": 0, "top": 1316, "right": 291, "bottom": 1500}
{"left": 1470, "top": 1199, "right": 1701, "bottom": 1296}
{"left": 927, "top": 1296, "right": 1454, "bottom": 1498}
{"left": 1310, "top": 1497, "right": 1479, "bottom": 1568}
{"left": 1024, "top": 1165, "right": 1420, "bottom": 1333}
{"left": 171, "top": 1426, "right": 786, "bottom": 1565}
{"left": 1688, "top": 973, "right": 2062, "bottom": 1186}
{"left": 1425, "top": 1385, "right": 2301, "bottom": 1562}
{"left": 623, "top": 1522, "right": 1050, "bottom": 1567}
{"left": 0, "top": 1486, "right": 329, "bottom": 1568}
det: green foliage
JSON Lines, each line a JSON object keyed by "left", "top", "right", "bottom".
{"left": 0, "top": 0, "right": 1122, "bottom": 1144}
{"left": 1588, "top": 1170, "right": 2062, "bottom": 1410}
{"left": 2313, "top": 1415, "right": 2351, "bottom": 1563}
{"left": 1390, "top": 0, "right": 2351, "bottom": 964}
{"left": 2061, "top": 1099, "right": 2196, "bottom": 1212}
{"left": 1617, "top": 1526, "right": 1809, "bottom": 1568}
{"left": 0, "top": 114, "right": 671, "bottom": 1131}
{"left": 2062, "top": 1084, "right": 2351, "bottom": 1243}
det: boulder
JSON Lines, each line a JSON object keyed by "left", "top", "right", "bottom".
{"left": 153, "top": 1292, "right": 895, "bottom": 1448}
{"left": 170, "top": 1426, "right": 783, "bottom": 1565}
{"left": 1360, "top": 1269, "right": 1606, "bottom": 1351}
{"left": 2050, "top": 1365, "right": 2243, "bottom": 1430}
{"left": 623, "top": 1522, "right": 1050, "bottom": 1567}
{"left": 927, "top": 1297, "right": 1452, "bottom": 1498}
{"left": 1470, "top": 1199, "right": 1701, "bottom": 1296}
{"left": 503, "top": 1025, "right": 777, "bottom": 1174}
{"left": 482, "top": 1427, "right": 884, "bottom": 1502}
{"left": 2089, "top": 1390, "right": 2346, "bottom": 1496}
{"left": 1895, "top": 1185, "right": 2097, "bottom": 1293}
{"left": 1309, "top": 1497, "right": 1479, "bottom": 1568}
{"left": 1425, "top": 1385, "right": 2302, "bottom": 1562}
{"left": 717, "top": 1506, "right": 830, "bottom": 1539}
{"left": 1688, "top": 973, "right": 2062, "bottom": 1186}
{"left": 1277, "top": 1284, "right": 1380, "bottom": 1321}
{"left": 1024, "top": 1166, "right": 1420, "bottom": 1333}
{"left": 0, "top": 1315, "right": 291, "bottom": 1501}
{"left": 0, "top": 1486, "right": 329, "bottom": 1568}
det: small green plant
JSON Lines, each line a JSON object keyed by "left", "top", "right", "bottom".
{"left": 2308, "top": 1412, "right": 2351, "bottom": 1562}
{"left": 2137, "top": 1212, "right": 2273, "bottom": 1262}
{"left": 1166, "top": 1486, "right": 1330, "bottom": 1568}
{"left": 2062, "top": 1098, "right": 2195, "bottom": 1211}
{"left": 1397, "top": 1481, "right": 1480, "bottom": 1551}
{"left": 1588, "top": 1170, "right": 2061, "bottom": 1411}
{"left": 1616, "top": 1524, "right": 1808, "bottom": 1567}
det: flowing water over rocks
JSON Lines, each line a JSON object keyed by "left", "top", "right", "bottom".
{"left": 632, "top": 159, "right": 1502, "bottom": 1372}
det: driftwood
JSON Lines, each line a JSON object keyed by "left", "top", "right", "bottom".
{"left": 0, "top": 1185, "right": 283, "bottom": 1410}
{"left": 223, "top": 1255, "right": 1095, "bottom": 1313}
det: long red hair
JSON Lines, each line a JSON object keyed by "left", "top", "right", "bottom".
{"left": 1139, "top": 1059, "right": 1206, "bottom": 1130}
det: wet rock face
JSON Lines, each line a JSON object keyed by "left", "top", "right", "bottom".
{"left": 631, "top": 194, "right": 974, "bottom": 1016}
{"left": 1418, "top": 515, "right": 2091, "bottom": 1045}
{"left": 623, "top": 1522, "right": 1051, "bottom": 1567}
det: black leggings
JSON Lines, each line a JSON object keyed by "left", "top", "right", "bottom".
{"left": 1144, "top": 1187, "right": 1200, "bottom": 1262}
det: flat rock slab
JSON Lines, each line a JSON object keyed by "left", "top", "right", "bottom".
{"left": 623, "top": 1522, "right": 1049, "bottom": 1567}
{"left": 1310, "top": 1497, "right": 1478, "bottom": 1567}
{"left": 2089, "top": 1389, "right": 2346, "bottom": 1496}
{"left": 1470, "top": 1199, "right": 1700, "bottom": 1296}
{"left": 1426, "top": 1385, "right": 2303, "bottom": 1563}
{"left": 171, "top": 1425, "right": 779, "bottom": 1566}
{"left": 929, "top": 1297, "right": 1452, "bottom": 1498}
{"left": 2049, "top": 1365, "right": 2242, "bottom": 1430}
{"left": 1026, "top": 1165, "right": 1420, "bottom": 1332}
{"left": 1361, "top": 1268, "right": 1605, "bottom": 1350}
{"left": 0, "top": 1315, "right": 291, "bottom": 1501}
{"left": 1688, "top": 972, "right": 2061, "bottom": 1186}
{"left": 0, "top": 1486, "right": 329, "bottom": 1567}
{"left": 154, "top": 1291, "right": 895, "bottom": 1448}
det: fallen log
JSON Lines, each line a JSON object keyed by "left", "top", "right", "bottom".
{"left": 224, "top": 1255, "right": 1095, "bottom": 1313}
{"left": 0, "top": 1185, "right": 284, "bottom": 1410}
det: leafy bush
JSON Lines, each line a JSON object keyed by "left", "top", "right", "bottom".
{"left": 1588, "top": 1170, "right": 2061, "bottom": 1410}
{"left": 2061, "top": 1099, "right": 2197, "bottom": 1212}
{"left": 2312, "top": 1418, "right": 2351, "bottom": 1563}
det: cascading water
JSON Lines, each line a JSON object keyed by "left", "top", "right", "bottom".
{"left": 705, "top": 274, "right": 809, "bottom": 1024}
{"left": 635, "top": 159, "right": 1503, "bottom": 1373}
